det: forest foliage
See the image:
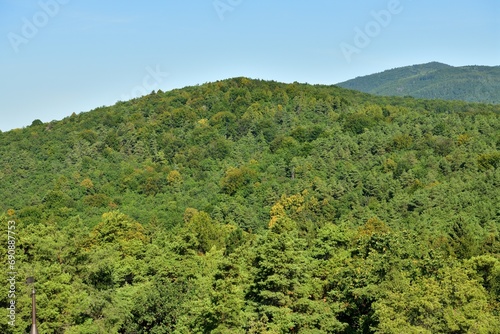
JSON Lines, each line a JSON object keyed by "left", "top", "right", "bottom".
{"left": 1, "top": 77, "right": 499, "bottom": 333}
{"left": 337, "top": 62, "right": 500, "bottom": 104}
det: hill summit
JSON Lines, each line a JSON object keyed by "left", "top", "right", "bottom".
{"left": 1, "top": 77, "right": 499, "bottom": 333}
{"left": 337, "top": 62, "right": 500, "bottom": 104}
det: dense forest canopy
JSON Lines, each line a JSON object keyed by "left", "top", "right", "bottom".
{"left": 1, "top": 77, "right": 499, "bottom": 333}
{"left": 337, "top": 62, "right": 500, "bottom": 104}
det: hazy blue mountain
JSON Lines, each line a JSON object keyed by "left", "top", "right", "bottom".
{"left": 337, "top": 62, "right": 500, "bottom": 104}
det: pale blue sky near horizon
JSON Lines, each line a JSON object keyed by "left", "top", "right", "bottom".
{"left": 1, "top": 0, "right": 499, "bottom": 131}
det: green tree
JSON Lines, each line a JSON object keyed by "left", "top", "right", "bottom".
{"left": 373, "top": 264, "right": 500, "bottom": 333}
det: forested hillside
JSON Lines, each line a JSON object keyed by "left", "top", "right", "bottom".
{"left": 1, "top": 77, "right": 500, "bottom": 333}
{"left": 337, "top": 62, "right": 500, "bottom": 104}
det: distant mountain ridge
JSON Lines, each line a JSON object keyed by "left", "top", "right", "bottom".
{"left": 337, "top": 62, "right": 500, "bottom": 104}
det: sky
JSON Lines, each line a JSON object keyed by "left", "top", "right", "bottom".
{"left": 1, "top": 0, "right": 499, "bottom": 132}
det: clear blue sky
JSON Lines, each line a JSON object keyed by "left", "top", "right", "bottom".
{"left": 1, "top": 0, "right": 499, "bottom": 131}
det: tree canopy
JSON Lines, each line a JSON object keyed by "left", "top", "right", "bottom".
{"left": 0, "top": 77, "right": 499, "bottom": 333}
